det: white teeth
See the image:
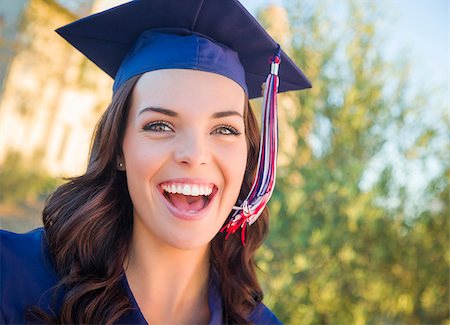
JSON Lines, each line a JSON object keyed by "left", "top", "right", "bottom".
{"left": 162, "top": 183, "right": 214, "bottom": 197}
{"left": 192, "top": 185, "right": 200, "bottom": 196}
{"left": 182, "top": 184, "right": 190, "bottom": 195}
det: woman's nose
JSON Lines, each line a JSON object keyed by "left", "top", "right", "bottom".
{"left": 173, "top": 132, "right": 212, "bottom": 167}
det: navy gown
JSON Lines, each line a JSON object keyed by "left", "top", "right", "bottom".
{"left": 0, "top": 228, "right": 282, "bottom": 324}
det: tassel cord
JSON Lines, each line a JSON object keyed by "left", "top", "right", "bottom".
{"left": 221, "top": 51, "right": 281, "bottom": 245}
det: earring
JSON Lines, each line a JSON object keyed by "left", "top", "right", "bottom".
{"left": 118, "top": 162, "right": 123, "bottom": 167}
{"left": 117, "top": 162, "right": 124, "bottom": 170}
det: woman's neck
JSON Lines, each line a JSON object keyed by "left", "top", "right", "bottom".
{"left": 124, "top": 218, "right": 211, "bottom": 324}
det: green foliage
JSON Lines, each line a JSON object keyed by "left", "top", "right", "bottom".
{"left": 0, "top": 151, "right": 60, "bottom": 204}
{"left": 256, "top": 1, "right": 449, "bottom": 324}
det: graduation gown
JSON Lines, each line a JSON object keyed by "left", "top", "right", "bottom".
{"left": 0, "top": 228, "right": 282, "bottom": 324}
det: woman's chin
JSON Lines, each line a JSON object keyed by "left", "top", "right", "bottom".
{"left": 160, "top": 231, "right": 215, "bottom": 251}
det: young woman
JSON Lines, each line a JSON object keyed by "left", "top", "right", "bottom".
{"left": 0, "top": 0, "right": 310, "bottom": 324}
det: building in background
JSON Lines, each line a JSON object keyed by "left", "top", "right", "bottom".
{"left": 0, "top": 0, "right": 28, "bottom": 96}
{"left": 0, "top": 0, "right": 296, "bottom": 177}
{"left": 0, "top": 0, "right": 130, "bottom": 177}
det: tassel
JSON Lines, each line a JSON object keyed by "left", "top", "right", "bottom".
{"left": 220, "top": 46, "right": 281, "bottom": 245}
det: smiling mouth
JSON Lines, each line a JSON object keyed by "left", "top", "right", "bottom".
{"left": 159, "top": 183, "right": 218, "bottom": 213}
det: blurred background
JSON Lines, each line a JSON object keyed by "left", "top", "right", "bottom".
{"left": 0, "top": 0, "right": 448, "bottom": 324}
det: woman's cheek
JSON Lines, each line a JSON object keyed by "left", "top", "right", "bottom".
{"left": 216, "top": 140, "right": 247, "bottom": 184}
{"left": 128, "top": 139, "right": 169, "bottom": 174}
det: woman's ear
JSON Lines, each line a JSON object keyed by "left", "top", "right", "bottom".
{"left": 117, "top": 157, "right": 126, "bottom": 171}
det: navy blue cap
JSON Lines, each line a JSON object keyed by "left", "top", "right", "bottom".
{"left": 113, "top": 28, "right": 248, "bottom": 94}
{"left": 56, "top": 0, "right": 311, "bottom": 99}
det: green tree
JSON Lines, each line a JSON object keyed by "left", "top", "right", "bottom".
{"left": 0, "top": 151, "right": 60, "bottom": 205}
{"left": 255, "top": 1, "right": 449, "bottom": 324}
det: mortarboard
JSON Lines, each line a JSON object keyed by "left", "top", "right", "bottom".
{"left": 56, "top": 0, "right": 311, "bottom": 244}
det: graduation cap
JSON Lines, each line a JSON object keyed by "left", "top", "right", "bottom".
{"left": 56, "top": 0, "right": 311, "bottom": 244}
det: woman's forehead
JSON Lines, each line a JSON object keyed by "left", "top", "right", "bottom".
{"left": 131, "top": 69, "right": 246, "bottom": 114}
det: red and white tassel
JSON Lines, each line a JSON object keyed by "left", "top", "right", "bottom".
{"left": 220, "top": 48, "right": 281, "bottom": 245}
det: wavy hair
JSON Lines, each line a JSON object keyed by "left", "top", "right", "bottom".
{"left": 25, "top": 74, "right": 269, "bottom": 324}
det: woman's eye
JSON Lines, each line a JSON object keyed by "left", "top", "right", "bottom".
{"left": 143, "top": 121, "right": 173, "bottom": 132}
{"left": 212, "top": 125, "right": 241, "bottom": 136}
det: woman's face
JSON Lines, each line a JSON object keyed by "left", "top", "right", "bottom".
{"left": 122, "top": 69, "right": 247, "bottom": 250}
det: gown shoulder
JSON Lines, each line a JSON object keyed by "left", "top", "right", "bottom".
{"left": 0, "top": 227, "right": 59, "bottom": 324}
{"left": 249, "top": 302, "right": 283, "bottom": 324}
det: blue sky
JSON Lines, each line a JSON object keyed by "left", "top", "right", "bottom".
{"left": 384, "top": 0, "right": 448, "bottom": 89}
{"left": 240, "top": 0, "right": 449, "bottom": 90}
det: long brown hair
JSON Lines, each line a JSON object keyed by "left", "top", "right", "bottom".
{"left": 26, "top": 74, "right": 270, "bottom": 324}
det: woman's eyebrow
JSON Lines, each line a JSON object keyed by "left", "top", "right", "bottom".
{"left": 211, "top": 110, "right": 243, "bottom": 119}
{"left": 138, "top": 107, "right": 178, "bottom": 117}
